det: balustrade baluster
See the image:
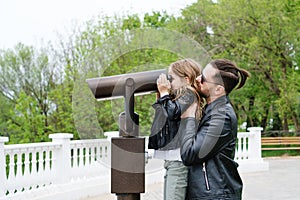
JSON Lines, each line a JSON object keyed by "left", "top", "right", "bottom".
{"left": 244, "top": 136, "right": 249, "bottom": 159}
{"left": 89, "top": 146, "right": 94, "bottom": 165}
{"left": 8, "top": 153, "right": 15, "bottom": 179}
{"left": 16, "top": 153, "right": 22, "bottom": 178}
{"left": 31, "top": 151, "right": 37, "bottom": 174}
{"left": 76, "top": 147, "right": 80, "bottom": 167}
{"left": 90, "top": 146, "right": 94, "bottom": 163}
{"left": 85, "top": 146, "right": 90, "bottom": 165}
{"left": 70, "top": 148, "right": 74, "bottom": 167}
{"left": 43, "top": 149, "right": 50, "bottom": 174}
{"left": 15, "top": 153, "right": 23, "bottom": 193}
{"left": 42, "top": 151, "right": 46, "bottom": 171}
{"left": 105, "top": 145, "right": 108, "bottom": 158}
{"left": 30, "top": 151, "right": 38, "bottom": 189}
{"left": 80, "top": 147, "right": 85, "bottom": 167}
{"left": 94, "top": 145, "right": 99, "bottom": 162}
{"left": 239, "top": 137, "right": 243, "bottom": 159}
{"left": 98, "top": 146, "right": 102, "bottom": 161}
{"left": 236, "top": 136, "right": 241, "bottom": 160}
{"left": 94, "top": 146, "right": 98, "bottom": 162}
{"left": 23, "top": 152, "right": 30, "bottom": 190}
{"left": 37, "top": 151, "right": 42, "bottom": 173}
{"left": 44, "top": 149, "right": 51, "bottom": 182}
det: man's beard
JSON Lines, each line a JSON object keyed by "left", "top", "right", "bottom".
{"left": 198, "top": 90, "right": 209, "bottom": 98}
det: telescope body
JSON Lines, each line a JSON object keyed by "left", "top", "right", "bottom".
{"left": 86, "top": 69, "right": 166, "bottom": 100}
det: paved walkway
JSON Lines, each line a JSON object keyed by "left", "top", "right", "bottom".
{"left": 85, "top": 156, "right": 300, "bottom": 200}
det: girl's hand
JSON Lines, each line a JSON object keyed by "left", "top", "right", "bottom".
{"left": 157, "top": 73, "right": 171, "bottom": 96}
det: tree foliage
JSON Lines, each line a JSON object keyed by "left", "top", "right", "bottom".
{"left": 0, "top": 44, "right": 63, "bottom": 143}
{"left": 175, "top": 0, "right": 300, "bottom": 133}
{"left": 1, "top": 1, "right": 299, "bottom": 144}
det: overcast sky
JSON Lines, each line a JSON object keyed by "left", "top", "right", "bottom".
{"left": 0, "top": 0, "right": 197, "bottom": 49}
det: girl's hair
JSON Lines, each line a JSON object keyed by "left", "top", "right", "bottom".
{"left": 169, "top": 58, "right": 205, "bottom": 119}
{"left": 210, "top": 59, "right": 250, "bottom": 94}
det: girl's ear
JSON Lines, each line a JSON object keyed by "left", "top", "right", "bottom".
{"left": 185, "top": 77, "right": 191, "bottom": 85}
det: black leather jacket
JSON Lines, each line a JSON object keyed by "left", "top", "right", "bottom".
{"left": 180, "top": 95, "right": 243, "bottom": 200}
{"left": 148, "top": 89, "right": 195, "bottom": 150}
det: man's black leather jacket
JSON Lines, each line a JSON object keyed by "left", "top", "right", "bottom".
{"left": 180, "top": 95, "right": 243, "bottom": 200}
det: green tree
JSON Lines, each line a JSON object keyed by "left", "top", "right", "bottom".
{"left": 0, "top": 44, "right": 62, "bottom": 142}
{"left": 0, "top": 93, "right": 13, "bottom": 137}
{"left": 7, "top": 92, "right": 46, "bottom": 143}
{"left": 174, "top": 0, "right": 300, "bottom": 133}
{"left": 57, "top": 12, "right": 180, "bottom": 137}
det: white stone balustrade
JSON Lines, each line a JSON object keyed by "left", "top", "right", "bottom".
{"left": 235, "top": 127, "right": 269, "bottom": 173}
{"left": 0, "top": 134, "right": 111, "bottom": 200}
{"left": 0, "top": 128, "right": 269, "bottom": 200}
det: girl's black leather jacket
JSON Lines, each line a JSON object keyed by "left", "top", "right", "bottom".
{"left": 148, "top": 89, "right": 195, "bottom": 150}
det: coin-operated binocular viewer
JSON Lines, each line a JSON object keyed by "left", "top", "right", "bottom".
{"left": 86, "top": 69, "right": 166, "bottom": 200}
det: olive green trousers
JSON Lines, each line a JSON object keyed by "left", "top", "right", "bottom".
{"left": 163, "top": 160, "right": 188, "bottom": 200}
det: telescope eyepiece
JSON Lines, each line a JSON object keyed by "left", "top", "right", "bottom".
{"left": 167, "top": 74, "right": 174, "bottom": 83}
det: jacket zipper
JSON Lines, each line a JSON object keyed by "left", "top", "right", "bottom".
{"left": 165, "top": 124, "right": 168, "bottom": 134}
{"left": 202, "top": 162, "right": 210, "bottom": 191}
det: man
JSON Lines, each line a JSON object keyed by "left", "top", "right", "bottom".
{"left": 179, "top": 58, "right": 250, "bottom": 200}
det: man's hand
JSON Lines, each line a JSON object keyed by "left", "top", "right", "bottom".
{"left": 181, "top": 102, "right": 197, "bottom": 118}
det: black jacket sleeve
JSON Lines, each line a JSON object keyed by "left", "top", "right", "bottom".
{"left": 156, "top": 89, "right": 195, "bottom": 121}
{"left": 180, "top": 99, "right": 236, "bottom": 166}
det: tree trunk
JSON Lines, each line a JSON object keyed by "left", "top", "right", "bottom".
{"left": 283, "top": 113, "right": 289, "bottom": 136}
{"left": 291, "top": 111, "right": 300, "bottom": 136}
{"left": 260, "top": 106, "right": 269, "bottom": 131}
{"left": 247, "top": 96, "right": 260, "bottom": 127}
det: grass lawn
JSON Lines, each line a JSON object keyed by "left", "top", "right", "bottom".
{"left": 262, "top": 149, "right": 300, "bottom": 157}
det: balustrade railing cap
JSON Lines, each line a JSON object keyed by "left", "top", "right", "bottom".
{"left": 0, "top": 136, "right": 9, "bottom": 143}
{"left": 247, "top": 127, "right": 263, "bottom": 131}
{"left": 49, "top": 133, "right": 74, "bottom": 139}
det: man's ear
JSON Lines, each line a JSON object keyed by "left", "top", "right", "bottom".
{"left": 215, "top": 85, "right": 225, "bottom": 95}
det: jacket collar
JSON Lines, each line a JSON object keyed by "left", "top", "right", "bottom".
{"left": 197, "top": 95, "right": 229, "bottom": 129}
{"left": 203, "top": 95, "right": 229, "bottom": 115}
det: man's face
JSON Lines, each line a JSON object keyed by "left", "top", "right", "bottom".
{"left": 196, "top": 64, "right": 220, "bottom": 98}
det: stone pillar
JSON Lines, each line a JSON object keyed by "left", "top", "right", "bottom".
{"left": 0, "top": 137, "right": 9, "bottom": 198}
{"left": 237, "top": 127, "right": 269, "bottom": 173}
{"left": 49, "top": 133, "right": 73, "bottom": 184}
{"left": 247, "top": 127, "right": 263, "bottom": 160}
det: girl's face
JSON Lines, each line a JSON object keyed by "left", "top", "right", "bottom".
{"left": 168, "top": 67, "right": 187, "bottom": 90}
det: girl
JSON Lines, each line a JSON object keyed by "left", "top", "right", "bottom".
{"left": 148, "top": 58, "right": 205, "bottom": 200}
